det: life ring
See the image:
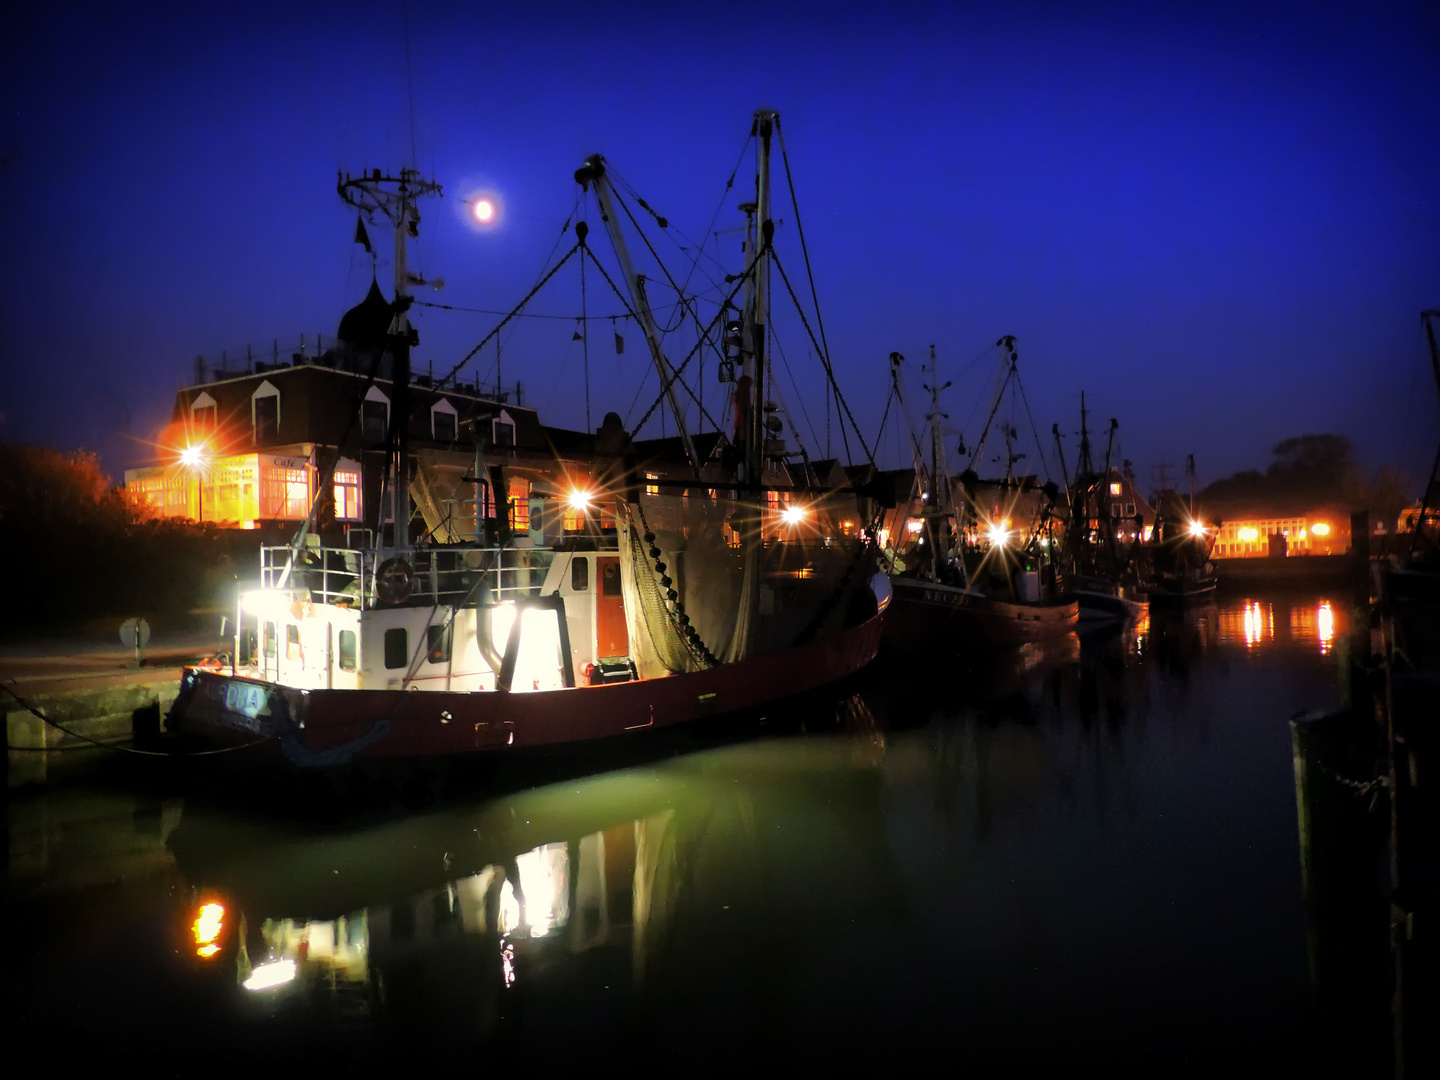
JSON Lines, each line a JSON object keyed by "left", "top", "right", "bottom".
{"left": 376, "top": 558, "right": 413, "bottom": 605}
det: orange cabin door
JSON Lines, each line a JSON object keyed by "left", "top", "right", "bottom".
{"left": 596, "top": 557, "right": 629, "bottom": 659}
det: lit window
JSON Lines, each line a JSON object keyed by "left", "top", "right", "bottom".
{"left": 333, "top": 470, "right": 361, "bottom": 520}
{"left": 645, "top": 473, "right": 660, "bottom": 496}
{"left": 1109, "top": 482, "right": 1122, "bottom": 496}
{"left": 508, "top": 478, "right": 530, "bottom": 532}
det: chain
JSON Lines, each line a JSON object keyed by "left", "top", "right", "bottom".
{"left": 630, "top": 502, "right": 719, "bottom": 668}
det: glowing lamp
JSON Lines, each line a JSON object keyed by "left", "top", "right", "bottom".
{"left": 1311, "top": 522, "right": 1330, "bottom": 536}
{"left": 906, "top": 519, "right": 924, "bottom": 534}
{"left": 1188, "top": 521, "right": 1205, "bottom": 537}
{"left": 243, "top": 959, "right": 297, "bottom": 992}
{"left": 179, "top": 444, "right": 208, "bottom": 468}
{"left": 781, "top": 505, "right": 807, "bottom": 526}
{"left": 192, "top": 901, "right": 225, "bottom": 957}
{"left": 988, "top": 525, "right": 1008, "bottom": 546}
{"left": 565, "top": 488, "right": 593, "bottom": 512}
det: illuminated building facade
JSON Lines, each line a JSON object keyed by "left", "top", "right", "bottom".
{"left": 1205, "top": 502, "right": 1350, "bottom": 558}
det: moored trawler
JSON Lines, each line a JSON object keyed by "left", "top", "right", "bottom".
{"left": 163, "top": 110, "right": 891, "bottom": 776}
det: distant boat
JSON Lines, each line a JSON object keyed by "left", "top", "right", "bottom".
{"left": 880, "top": 340, "right": 1078, "bottom": 649}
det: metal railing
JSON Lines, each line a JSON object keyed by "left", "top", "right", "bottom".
{"left": 259, "top": 544, "right": 557, "bottom": 609}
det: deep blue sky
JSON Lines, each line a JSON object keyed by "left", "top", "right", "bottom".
{"left": 3, "top": 1, "right": 1437, "bottom": 495}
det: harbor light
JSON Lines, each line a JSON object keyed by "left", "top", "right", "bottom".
{"left": 243, "top": 959, "right": 297, "bottom": 992}
{"left": 1311, "top": 522, "right": 1331, "bottom": 536}
{"left": 179, "top": 443, "right": 209, "bottom": 468}
{"left": 988, "top": 524, "right": 1008, "bottom": 546}
{"left": 192, "top": 901, "right": 225, "bottom": 958}
{"left": 782, "top": 505, "right": 808, "bottom": 526}
{"left": 1188, "top": 521, "right": 1206, "bottom": 537}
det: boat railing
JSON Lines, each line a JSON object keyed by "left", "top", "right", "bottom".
{"left": 259, "top": 544, "right": 560, "bottom": 609}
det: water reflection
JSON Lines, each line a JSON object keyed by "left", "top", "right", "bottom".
{"left": 1216, "top": 597, "right": 1346, "bottom": 653}
{"left": 9, "top": 589, "right": 1367, "bottom": 1066}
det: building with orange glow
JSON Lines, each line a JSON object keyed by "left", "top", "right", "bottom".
{"left": 1204, "top": 501, "right": 1351, "bottom": 558}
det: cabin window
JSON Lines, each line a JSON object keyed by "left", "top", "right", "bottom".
{"left": 286, "top": 624, "right": 301, "bottom": 660}
{"left": 384, "top": 628, "right": 408, "bottom": 669}
{"left": 338, "top": 629, "right": 357, "bottom": 671}
{"left": 263, "top": 621, "right": 277, "bottom": 659}
{"left": 571, "top": 556, "right": 590, "bottom": 592}
{"left": 426, "top": 624, "right": 452, "bottom": 664}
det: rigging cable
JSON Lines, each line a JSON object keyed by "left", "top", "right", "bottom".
{"left": 770, "top": 249, "right": 869, "bottom": 463}
{"left": 437, "top": 242, "right": 582, "bottom": 388}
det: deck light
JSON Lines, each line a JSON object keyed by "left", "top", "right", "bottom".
{"left": 243, "top": 959, "right": 297, "bottom": 992}
{"left": 566, "top": 488, "right": 594, "bottom": 512}
{"left": 781, "top": 505, "right": 807, "bottom": 526}
{"left": 1188, "top": 521, "right": 1205, "bottom": 537}
{"left": 906, "top": 519, "right": 924, "bottom": 534}
{"left": 988, "top": 525, "right": 1008, "bottom": 546}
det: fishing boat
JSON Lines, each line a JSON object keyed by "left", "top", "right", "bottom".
{"left": 1144, "top": 462, "right": 1219, "bottom": 608}
{"left": 161, "top": 112, "right": 888, "bottom": 779}
{"left": 879, "top": 340, "right": 1078, "bottom": 649}
{"left": 1053, "top": 394, "right": 1150, "bottom": 625}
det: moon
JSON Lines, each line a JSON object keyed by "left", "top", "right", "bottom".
{"left": 473, "top": 199, "right": 495, "bottom": 224}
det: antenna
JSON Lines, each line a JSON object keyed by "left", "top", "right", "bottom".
{"left": 336, "top": 167, "right": 443, "bottom": 555}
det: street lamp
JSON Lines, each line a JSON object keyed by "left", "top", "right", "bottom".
{"left": 180, "top": 444, "right": 210, "bottom": 522}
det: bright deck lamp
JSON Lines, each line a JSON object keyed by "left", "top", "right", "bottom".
{"left": 781, "top": 505, "right": 807, "bottom": 526}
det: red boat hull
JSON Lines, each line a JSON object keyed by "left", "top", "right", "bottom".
{"left": 168, "top": 608, "right": 885, "bottom": 770}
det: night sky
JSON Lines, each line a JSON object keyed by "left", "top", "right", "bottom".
{"left": 3, "top": 1, "right": 1437, "bottom": 495}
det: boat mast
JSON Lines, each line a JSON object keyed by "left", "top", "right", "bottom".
{"left": 574, "top": 155, "right": 702, "bottom": 477}
{"left": 338, "top": 167, "right": 443, "bottom": 556}
{"left": 747, "top": 109, "right": 776, "bottom": 486}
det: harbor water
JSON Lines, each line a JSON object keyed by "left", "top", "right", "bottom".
{"left": 7, "top": 591, "right": 1389, "bottom": 1068}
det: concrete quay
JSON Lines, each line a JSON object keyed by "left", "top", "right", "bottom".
{"left": 3, "top": 630, "right": 222, "bottom": 788}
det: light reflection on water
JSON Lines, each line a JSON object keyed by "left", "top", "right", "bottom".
{"left": 8, "top": 592, "right": 1373, "bottom": 1066}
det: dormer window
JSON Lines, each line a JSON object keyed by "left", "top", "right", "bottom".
{"left": 1109, "top": 482, "right": 1123, "bottom": 496}
{"left": 431, "top": 398, "right": 458, "bottom": 443}
{"left": 362, "top": 386, "right": 390, "bottom": 445}
{"left": 251, "top": 380, "right": 280, "bottom": 444}
{"left": 493, "top": 409, "right": 515, "bottom": 448}
{"left": 191, "top": 391, "right": 217, "bottom": 434}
